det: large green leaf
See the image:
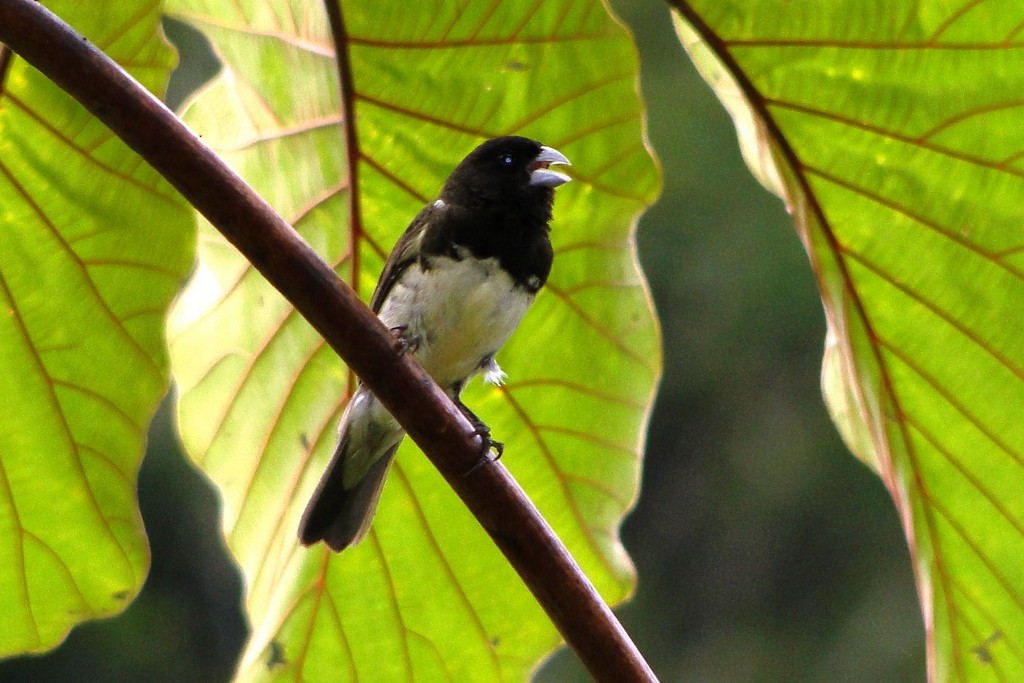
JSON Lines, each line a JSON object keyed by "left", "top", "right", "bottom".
{"left": 166, "top": 0, "right": 658, "bottom": 679}
{"left": 0, "top": 2, "right": 192, "bottom": 657}
{"left": 673, "top": 2, "right": 1024, "bottom": 681}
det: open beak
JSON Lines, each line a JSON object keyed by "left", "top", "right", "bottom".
{"left": 529, "top": 145, "right": 572, "bottom": 188}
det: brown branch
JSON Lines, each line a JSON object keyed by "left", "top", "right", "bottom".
{"left": 0, "top": 42, "right": 13, "bottom": 93}
{"left": 0, "top": 2, "right": 657, "bottom": 680}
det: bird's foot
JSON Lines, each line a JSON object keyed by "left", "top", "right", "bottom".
{"left": 452, "top": 396, "right": 503, "bottom": 474}
{"left": 464, "top": 428, "right": 504, "bottom": 476}
{"left": 390, "top": 325, "right": 421, "bottom": 356}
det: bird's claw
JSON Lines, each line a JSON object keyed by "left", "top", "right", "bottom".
{"left": 464, "top": 429, "right": 504, "bottom": 476}
{"left": 453, "top": 396, "right": 502, "bottom": 474}
{"left": 390, "top": 325, "right": 421, "bottom": 356}
{"left": 488, "top": 438, "right": 504, "bottom": 459}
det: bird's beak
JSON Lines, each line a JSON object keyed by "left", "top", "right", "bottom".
{"left": 529, "top": 146, "right": 572, "bottom": 188}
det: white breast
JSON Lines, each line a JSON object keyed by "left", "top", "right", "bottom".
{"left": 376, "top": 256, "right": 533, "bottom": 391}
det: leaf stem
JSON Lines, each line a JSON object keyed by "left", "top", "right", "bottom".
{"left": 324, "top": 0, "right": 362, "bottom": 400}
{"left": 0, "top": 1, "right": 657, "bottom": 680}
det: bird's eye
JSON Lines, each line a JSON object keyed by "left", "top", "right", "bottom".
{"left": 498, "top": 151, "right": 514, "bottom": 166}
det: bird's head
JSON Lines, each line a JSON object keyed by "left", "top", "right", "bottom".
{"left": 441, "top": 136, "right": 571, "bottom": 210}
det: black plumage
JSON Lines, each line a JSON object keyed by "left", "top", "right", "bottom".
{"left": 299, "top": 135, "right": 571, "bottom": 551}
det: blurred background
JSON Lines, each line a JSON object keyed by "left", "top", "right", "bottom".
{"left": 0, "top": 1, "right": 925, "bottom": 681}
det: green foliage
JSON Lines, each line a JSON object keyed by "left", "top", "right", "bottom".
{"left": 165, "top": 0, "right": 658, "bottom": 679}
{"left": 0, "top": 1, "right": 193, "bottom": 656}
{"left": 677, "top": 3, "right": 1024, "bottom": 680}
{"left": 4, "top": 0, "right": 1022, "bottom": 680}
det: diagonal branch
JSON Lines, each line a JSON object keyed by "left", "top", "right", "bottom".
{"left": 0, "top": 43, "right": 13, "bottom": 93}
{"left": 0, "top": 1, "right": 656, "bottom": 681}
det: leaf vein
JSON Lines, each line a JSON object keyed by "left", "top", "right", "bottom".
{"left": 6, "top": 94, "right": 180, "bottom": 206}
{"left": 392, "top": 464, "right": 503, "bottom": 675}
{"left": 808, "top": 165, "right": 1024, "bottom": 280}
{"left": 360, "top": 152, "right": 431, "bottom": 204}
{"left": 879, "top": 339, "right": 1024, "bottom": 468}
{"left": 357, "top": 92, "right": 501, "bottom": 140}
{"left": 212, "top": 114, "right": 344, "bottom": 152}
{"left": 932, "top": 499, "right": 1024, "bottom": 622}
{"left": 545, "top": 283, "right": 654, "bottom": 371}
{"left": 928, "top": 0, "right": 987, "bottom": 43}
{"left": 497, "top": 389, "right": 619, "bottom": 576}
{"left": 504, "top": 378, "right": 644, "bottom": 408}
{"left": 767, "top": 97, "right": 1024, "bottom": 181}
{"left": 367, "top": 531, "right": 416, "bottom": 679}
{"left": 841, "top": 247, "right": 1024, "bottom": 383}
{"left": 167, "top": 11, "right": 334, "bottom": 56}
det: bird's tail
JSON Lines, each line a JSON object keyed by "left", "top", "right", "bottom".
{"left": 298, "top": 389, "right": 404, "bottom": 551}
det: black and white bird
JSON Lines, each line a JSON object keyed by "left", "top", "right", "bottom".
{"left": 299, "top": 136, "right": 571, "bottom": 551}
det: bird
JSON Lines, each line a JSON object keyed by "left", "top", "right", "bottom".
{"left": 298, "top": 135, "right": 571, "bottom": 551}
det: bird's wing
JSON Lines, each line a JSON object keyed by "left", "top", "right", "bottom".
{"left": 368, "top": 202, "right": 442, "bottom": 313}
